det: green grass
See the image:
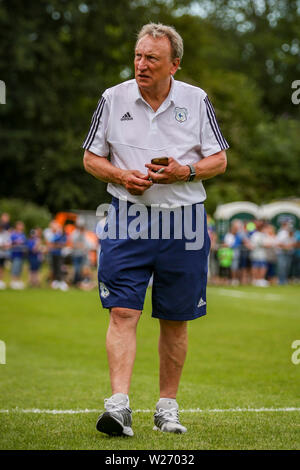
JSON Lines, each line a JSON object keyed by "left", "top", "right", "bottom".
{"left": 0, "top": 285, "right": 300, "bottom": 449}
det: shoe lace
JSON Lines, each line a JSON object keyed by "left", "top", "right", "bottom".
{"left": 156, "top": 407, "right": 180, "bottom": 424}
{"left": 104, "top": 397, "right": 130, "bottom": 413}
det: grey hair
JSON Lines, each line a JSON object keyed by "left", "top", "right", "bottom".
{"left": 136, "top": 23, "right": 184, "bottom": 61}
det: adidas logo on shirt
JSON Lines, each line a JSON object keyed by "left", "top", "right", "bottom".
{"left": 121, "top": 112, "right": 133, "bottom": 121}
{"left": 197, "top": 297, "right": 206, "bottom": 308}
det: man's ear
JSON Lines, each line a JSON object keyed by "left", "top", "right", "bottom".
{"left": 171, "top": 58, "right": 181, "bottom": 75}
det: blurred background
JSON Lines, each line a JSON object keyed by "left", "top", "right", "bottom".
{"left": 0, "top": 0, "right": 300, "bottom": 289}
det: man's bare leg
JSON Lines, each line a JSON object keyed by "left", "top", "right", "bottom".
{"left": 153, "top": 319, "right": 188, "bottom": 433}
{"left": 158, "top": 319, "right": 188, "bottom": 398}
{"left": 106, "top": 307, "right": 141, "bottom": 394}
{"left": 96, "top": 307, "right": 141, "bottom": 436}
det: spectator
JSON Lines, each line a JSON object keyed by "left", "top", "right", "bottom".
{"left": 0, "top": 212, "right": 11, "bottom": 231}
{"left": 291, "top": 228, "right": 300, "bottom": 282}
{"left": 27, "top": 228, "right": 43, "bottom": 287}
{"left": 224, "top": 220, "right": 244, "bottom": 285}
{"left": 78, "top": 264, "right": 97, "bottom": 291}
{"left": 263, "top": 223, "right": 278, "bottom": 285}
{"left": 48, "top": 221, "right": 68, "bottom": 291}
{"left": 0, "top": 222, "right": 11, "bottom": 289}
{"left": 249, "top": 220, "right": 268, "bottom": 287}
{"left": 276, "top": 221, "right": 295, "bottom": 285}
{"left": 10, "top": 221, "right": 27, "bottom": 289}
{"left": 239, "top": 222, "right": 253, "bottom": 285}
{"left": 70, "top": 219, "right": 91, "bottom": 286}
{"left": 217, "top": 242, "right": 233, "bottom": 285}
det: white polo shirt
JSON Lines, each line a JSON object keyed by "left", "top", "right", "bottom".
{"left": 83, "top": 78, "right": 229, "bottom": 208}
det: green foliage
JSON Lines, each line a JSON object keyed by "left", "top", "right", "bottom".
{"left": 0, "top": 0, "right": 299, "bottom": 214}
{"left": 0, "top": 198, "right": 51, "bottom": 231}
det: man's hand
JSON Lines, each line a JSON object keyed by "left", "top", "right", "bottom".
{"left": 145, "top": 158, "right": 189, "bottom": 184}
{"left": 83, "top": 150, "right": 153, "bottom": 195}
{"left": 145, "top": 151, "right": 227, "bottom": 184}
{"left": 121, "top": 170, "right": 153, "bottom": 195}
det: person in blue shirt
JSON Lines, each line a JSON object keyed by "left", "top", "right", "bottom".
{"left": 10, "top": 221, "right": 27, "bottom": 289}
{"left": 27, "top": 228, "right": 43, "bottom": 287}
{"left": 291, "top": 228, "right": 300, "bottom": 281}
{"left": 48, "top": 221, "right": 68, "bottom": 291}
{"left": 224, "top": 220, "right": 244, "bottom": 285}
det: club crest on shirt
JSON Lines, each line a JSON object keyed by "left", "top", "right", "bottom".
{"left": 99, "top": 282, "right": 110, "bottom": 298}
{"left": 175, "top": 107, "right": 188, "bottom": 123}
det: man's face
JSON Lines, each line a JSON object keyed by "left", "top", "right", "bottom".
{"left": 134, "top": 35, "right": 179, "bottom": 92}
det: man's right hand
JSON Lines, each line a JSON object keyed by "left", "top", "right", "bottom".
{"left": 121, "top": 170, "right": 153, "bottom": 196}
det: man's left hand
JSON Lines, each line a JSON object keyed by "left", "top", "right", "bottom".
{"left": 145, "top": 158, "right": 189, "bottom": 184}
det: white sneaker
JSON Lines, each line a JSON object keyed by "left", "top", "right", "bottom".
{"left": 96, "top": 393, "right": 134, "bottom": 437}
{"left": 0, "top": 280, "right": 6, "bottom": 290}
{"left": 51, "top": 280, "right": 59, "bottom": 289}
{"left": 59, "top": 281, "right": 69, "bottom": 291}
{"left": 10, "top": 280, "right": 22, "bottom": 290}
{"left": 153, "top": 398, "right": 187, "bottom": 434}
{"left": 256, "top": 279, "right": 269, "bottom": 287}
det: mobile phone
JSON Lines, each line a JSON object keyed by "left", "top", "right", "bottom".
{"left": 151, "top": 157, "right": 169, "bottom": 166}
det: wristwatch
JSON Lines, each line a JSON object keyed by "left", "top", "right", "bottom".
{"left": 186, "top": 164, "right": 196, "bottom": 182}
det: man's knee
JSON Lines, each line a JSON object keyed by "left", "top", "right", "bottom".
{"left": 110, "top": 307, "right": 141, "bottom": 326}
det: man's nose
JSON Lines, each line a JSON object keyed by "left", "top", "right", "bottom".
{"left": 137, "top": 57, "right": 147, "bottom": 70}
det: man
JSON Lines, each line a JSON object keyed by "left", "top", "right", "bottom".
{"left": 249, "top": 220, "right": 268, "bottom": 287}
{"left": 276, "top": 220, "right": 295, "bottom": 285}
{"left": 71, "top": 219, "right": 90, "bottom": 286}
{"left": 10, "top": 221, "right": 27, "bottom": 290}
{"left": 47, "top": 221, "right": 69, "bottom": 291}
{"left": 83, "top": 23, "right": 228, "bottom": 437}
{"left": 224, "top": 220, "right": 243, "bottom": 286}
{"left": 0, "top": 222, "right": 11, "bottom": 289}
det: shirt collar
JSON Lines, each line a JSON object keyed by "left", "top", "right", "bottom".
{"left": 133, "top": 76, "right": 176, "bottom": 106}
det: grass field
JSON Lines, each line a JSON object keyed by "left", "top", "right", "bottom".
{"left": 0, "top": 285, "right": 300, "bottom": 450}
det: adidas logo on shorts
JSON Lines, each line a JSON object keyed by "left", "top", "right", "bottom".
{"left": 121, "top": 112, "right": 133, "bottom": 121}
{"left": 197, "top": 297, "right": 206, "bottom": 308}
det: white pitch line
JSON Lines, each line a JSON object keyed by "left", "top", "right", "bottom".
{"left": 0, "top": 407, "right": 300, "bottom": 414}
{"left": 211, "top": 288, "right": 283, "bottom": 301}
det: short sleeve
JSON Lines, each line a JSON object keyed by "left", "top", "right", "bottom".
{"left": 199, "top": 95, "right": 229, "bottom": 157}
{"left": 82, "top": 93, "right": 110, "bottom": 157}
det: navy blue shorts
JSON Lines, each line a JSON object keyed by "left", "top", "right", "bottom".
{"left": 98, "top": 197, "right": 211, "bottom": 321}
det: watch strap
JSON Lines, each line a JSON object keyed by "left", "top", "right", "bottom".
{"left": 187, "top": 164, "right": 196, "bottom": 182}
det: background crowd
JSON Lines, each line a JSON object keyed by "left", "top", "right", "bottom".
{"left": 0, "top": 212, "right": 97, "bottom": 291}
{"left": 208, "top": 217, "right": 300, "bottom": 286}
{"left": 1, "top": 210, "right": 300, "bottom": 291}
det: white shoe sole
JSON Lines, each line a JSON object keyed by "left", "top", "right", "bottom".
{"left": 96, "top": 412, "right": 134, "bottom": 437}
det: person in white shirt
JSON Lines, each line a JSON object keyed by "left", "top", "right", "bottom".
{"left": 0, "top": 223, "right": 11, "bottom": 289}
{"left": 276, "top": 221, "right": 295, "bottom": 285}
{"left": 249, "top": 220, "right": 268, "bottom": 286}
{"left": 83, "top": 23, "right": 229, "bottom": 437}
